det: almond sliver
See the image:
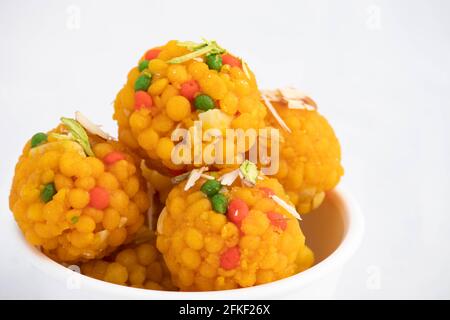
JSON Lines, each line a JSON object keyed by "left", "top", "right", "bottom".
{"left": 218, "top": 169, "right": 240, "bottom": 186}
{"left": 262, "top": 94, "right": 292, "bottom": 133}
{"left": 271, "top": 195, "right": 302, "bottom": 220}
{"left": 184, "top": 167, "right": 208, "bottom": 191}
{"left": 75, "top": 111, "right": 112, "bottom": 140}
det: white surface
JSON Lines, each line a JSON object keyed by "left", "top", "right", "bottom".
{"left": 0, "top": 0, "right": 449, "bottom": 299}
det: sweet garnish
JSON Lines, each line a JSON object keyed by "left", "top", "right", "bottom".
{"left": 40, "top": 182, "right": 56, "bottom": 203}
{"left": 176, "top": 40, "right": 208, "bottom": 51}
{"left": 75, "top": 111, "right": 112, "bottom": 140}
{"left": 89, "top": 186, "right": 109, "bottom": 210}
{"left": 200, "top": 179, "right": 222, "bottom": 197}
{"left": 217, "top": 161, "right": 260, "bottom": 187}
{"left": 134, "top": 72, "right": 152, "bottom": 92}
{"left": 227, "top": 198, "right": 249, "bottom": 225}
{"left": 239, "top": 160, "right": 258, "bottom": 186}
{"left": 261, "top": 87, "right": 317, "bottom": 111}
{"left": 279, "top": 87, "right": 317, "bottom": 110}
{"left": 218, "top": 169, "right": 240, "bottom": 186}
{"left": 271, "top": 195, "right": 301, "bottom": 220}
{"left": 183, "top": 167, "right": 209, "bottom": 191}
{"left": 168, "top": 39, "right": 225, "bottom": 64}
{"left": 261, "top": 93, "right": 292, "bottom": 133}
{"left": 210, "top": 193, "right": 228, "bottom": 214}
{"left": 138, "top": 60, "right": 149, "bottom": 72}
{"left": 134, "top": 91, "right": 153, "bottom": 110}
{"left": 180, "top": 80, "right": 200, "bottom": 100}
{"left": 206, "top": 53, "right": 222, "bottom": 71}
{"left": 60, "top": 117, "right": 95, "bottom": 156}
{"left": 201, "top": 173, "right": 215, "bottom": 180}
{"left": 194, "top": 94, "right": 215, "bottom": 111}
{"left": 30, "top": 132, "right": 47, "bottom": 148}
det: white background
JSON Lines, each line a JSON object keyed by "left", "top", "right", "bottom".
{"left": 1, "top": 0, "right": 449, "bottom": 299}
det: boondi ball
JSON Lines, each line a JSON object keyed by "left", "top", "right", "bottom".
{"left": 113, "top": 39, "right": 267, "bottom": 173}
{"left": 156, "top": 169, "right": 314, "bottom": 291}
{"left": 266, "top": 100, "right": 344, "bottom": 214}
{"left": 9, "top": 118, "right": 151, "bottom": 262}
{"left": 81, "top": 239, "right": 176, "bottom": 290}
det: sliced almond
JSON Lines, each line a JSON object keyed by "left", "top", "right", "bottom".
{"left": 261, "top": 94, "right": 292, "bottom": 133}
{"left": 184, "top": 167, "right": 208, "bottom": 191}
{"left": 262, "top": 87, "right": 317, "bottom": 111}
{"left": 287, "top": 100, "right": 316, "bottom": 111}
{"left": 218, "top": 169, "right": 240, "bottom": 186}
{"left": 279, "top": 87, "right": 307, "bottom": 101}
{"left": 271, "top": 195, "right": 302, "bottom": 220}
{"left": 279, "top": 87, "right": 317, "bottom": 110}
{"left": 75, "top": 111, "right": 112, "bottom": 140}
{"left": 302, "top": 96, "right": 318, "bottom": 109}
{"left": 260, "top": 89, "right": 281, "bottom": 101}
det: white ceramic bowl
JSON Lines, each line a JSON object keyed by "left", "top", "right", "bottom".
{"left": 18, "top": 187, "right": 364, "bottom": 299}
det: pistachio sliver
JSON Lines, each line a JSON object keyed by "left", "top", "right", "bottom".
{"left": 75, "top": 111, "right": 112, "bottom": 140}
{"left": 168, "top": 45, "right": 214, "bottom": 64}
{"left": 168, "top": 39, "right": 225, "bottom": 64}
{"left": 60, "top": 117, "right": 94, "bottom": 156}
{"left": 239, "top": 160, "right": 258, "bottom": 185}
{"left": 177, "top": 41, "right": 208, "bottom": 51}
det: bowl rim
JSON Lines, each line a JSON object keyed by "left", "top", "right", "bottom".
{"left": 22, "top": 186, "right": 364, "bottom": 299}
